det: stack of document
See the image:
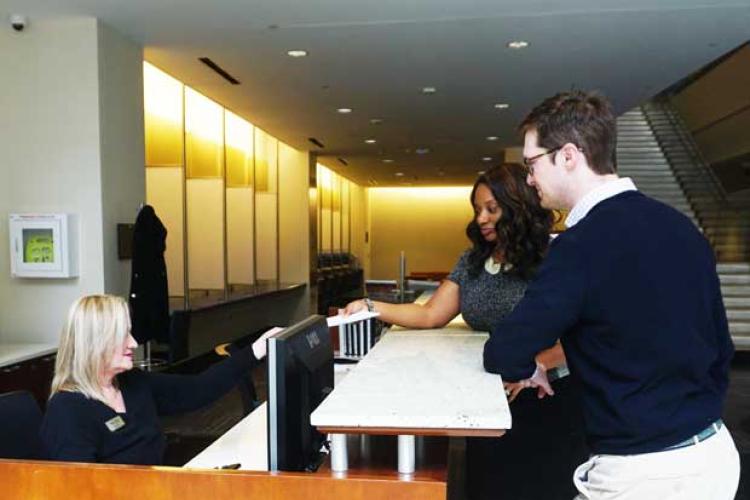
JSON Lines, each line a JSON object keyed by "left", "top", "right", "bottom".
{"left": 326, "top": 310, "right": 380, "bottom": 357}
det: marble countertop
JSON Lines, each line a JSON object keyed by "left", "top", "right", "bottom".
{"left": 311, "top": 330, "right": 510, "bottom": 433}
{"left": 0, "top": 343, "right": 57, "bottom": 368}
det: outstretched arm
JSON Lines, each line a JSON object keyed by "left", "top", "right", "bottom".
{"left": 343, "top": 279, "right": 461, "bottom": 329}
{"left": 148, "top": 346, "right": 260, "bottom": 416}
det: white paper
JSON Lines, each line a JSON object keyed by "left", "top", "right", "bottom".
{"left": 326, "top": 310, "right": 380, "bottom": 328}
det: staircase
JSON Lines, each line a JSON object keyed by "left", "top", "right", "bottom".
{"left": 719, "top": 263, "right": 750, "bottom": 349}
{"left": 616, "top": 109, "right": 698, "bottom": 224}
{"left": 642, "top": 101, "right": 750, "bottom": 263}
{"left": 616, "top": 106, "right": 750, "bottom": 348}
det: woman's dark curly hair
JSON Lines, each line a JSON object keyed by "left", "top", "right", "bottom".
{"left": 466, "top": 163, "right": 554, "bottom": 280}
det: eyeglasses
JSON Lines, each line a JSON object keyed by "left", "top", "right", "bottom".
{"left": 522, "top": 146, "right": 562, "bottom": 175}
{"left": 522, "top": 144, "right": 585, "bottom": 175}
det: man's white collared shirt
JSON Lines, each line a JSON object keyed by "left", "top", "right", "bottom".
{"left": 565, "top": 177, "right": 638, "bottom": 228}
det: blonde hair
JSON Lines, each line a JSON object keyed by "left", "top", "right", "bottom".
{"left": 50, "top": 295, "right": 131, "bottom": 403}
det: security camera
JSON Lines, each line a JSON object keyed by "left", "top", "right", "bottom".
{"left": 9, "top": 14, "right": 27, "bottom": 32}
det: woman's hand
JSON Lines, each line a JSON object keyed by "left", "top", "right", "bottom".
{"left": 502, "top": 362, "right": 555, "bottom": 403}
{"left": 342, "top": 299, "right": 368, "bottom": 317}
{"left": 251, "top": 327, "right": 284, "bottom": 360}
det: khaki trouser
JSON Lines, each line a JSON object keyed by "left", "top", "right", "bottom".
{"left": 573, "top": 425, "right": 740, "bottom": 500}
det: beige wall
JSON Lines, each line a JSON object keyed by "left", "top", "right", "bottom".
{"left": 349, "top": 183, "right": 370, "bottom": 277}
{"left": 186, "top": 179, "right": 225, "bottom": 290}
{"left": 368, "top": 187, "right": 473, "bottom": 280}
{"left": 0, "top": 19, "right": 144, "bottom": 343}
{"left": 278, "top": 143, "right": 310, "bottom": 284}
{"left": 97, "top": 22, "right": 146, "bottom": 297}
{"left": 505, "top": 147, "right": 524, "bottom": 164}
{"left": 146, "top": 167, "right": 185, "bottom": 295}
{"left": 671, "top": 45, "right": 750, "bottom": 164}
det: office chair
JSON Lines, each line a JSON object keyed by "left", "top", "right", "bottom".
{"left": 0, "top": 390, "right": 44, "bottom": 459}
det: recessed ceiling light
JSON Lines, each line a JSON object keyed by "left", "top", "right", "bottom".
{"left": 287, "top": 50, "right": 308, "bottom": 58}
{"left": 364, "top": 138, "right": 377, "bottom": 144}
{"left": 336, "top": 108, "right": 353, "bottom": 114}
{"left": 415, "top": 147, "right": 430, "bottom": 155}
{"left": 494, "top": 103, "right": 510, "bottom": 110}
{"left": 482, "top": 157, "right": 493, "bottom": 162}
{"left": 486, "top": 136, "right": 499, "bottom": 142}
{"left": 395, "top": 172, "right": 404, "bottom": 177}
{"left": 370, "top": 118, "right": 383, "bottom": 125}
{"left": 421, "top": 86, "right": 437, "bottom": 94}
{"left": 507, "top": 40, "right": 529, "bottom": 49}
{"left": 382, "top": 159, "right": 394, "bottom": 164}
{"left": 478, "top": 170, "right": 486, "bottom": 175}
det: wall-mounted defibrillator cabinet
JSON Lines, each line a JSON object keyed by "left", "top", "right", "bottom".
{"left": 9, "top": 213, "right": 79, "bottom": 278}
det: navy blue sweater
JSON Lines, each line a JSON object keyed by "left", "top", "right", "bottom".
{"left": 40, "top": 347, "right": 257, "bottom": 465}
{"left": 484, "top": 191, "right": 733, "bottom": 455}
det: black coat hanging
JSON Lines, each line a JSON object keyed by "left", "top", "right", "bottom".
{"left": 129, "top": 205, "right": 170, "bottom": 344}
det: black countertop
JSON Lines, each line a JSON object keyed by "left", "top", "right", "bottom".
{"left": 169, "top": 282, "right": 306, "bottom": 313}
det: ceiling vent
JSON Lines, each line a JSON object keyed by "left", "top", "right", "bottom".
{"left": 198, "top": 57, "right": 240, "bottom": 85}
{"left": 308, "top": 137, "right": 325, "bottom": 148}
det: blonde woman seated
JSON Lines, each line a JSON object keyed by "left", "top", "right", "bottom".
{"left": 40, "top": 294, "right": 275, "bottom": 465}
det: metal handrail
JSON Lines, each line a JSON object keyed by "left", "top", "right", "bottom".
{"left": 641, "top": 101, "right": 750, "bottom": 262}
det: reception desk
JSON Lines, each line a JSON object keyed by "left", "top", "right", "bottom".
{"left": 0, "top": 319, "right": 500, "bottom": 499}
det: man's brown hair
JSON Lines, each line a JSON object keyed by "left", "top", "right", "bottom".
{"left": 519, "top": 90, "right": 617, "bottom": 175}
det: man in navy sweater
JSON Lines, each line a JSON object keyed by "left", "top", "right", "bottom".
{"left": 484, "top": 90, "right": 739, "bottom": 499}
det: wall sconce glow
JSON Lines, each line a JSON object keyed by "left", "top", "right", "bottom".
{"left": 143, "top": 62, "right": 183, "bottom": 124}
{"left": 185, "top": 88, "right": 223, "bottom": 143}
{"left": 494, "top": 103, "right": 510, "bottom": 109}
{"left": 317, "top": 164, "right": 333, "bottom": 192}
{"left": 382, "top": 159, "right": 394, "bottom": 163}
{"left": 364, "top": 138, "right": 377, "bottom": 144}
{"left": 395, "top": 172, "right": 404, "bottom": 177}
{"left": 372, "top": 186, "right": 472, "bottom": 199}
{"left": 225, "top": 111, "right": 253, "bottom": 153}
{"left": 507, "top": 40, "right": 529, "bottom": 49}
{"left": 287, "top": 50, "right": 308, "bottom": 58}
{"left": 482, "top": 157, "right": 492, "bottom": 162}
{"left": 421, "top": 86, "right": 437, "bottom": 94}
{"left": 337, "top": 108, "right": 353, "bottom": 114}
{"left": 478, "top": 170, "right": 486, "bottom": 175}
{"left": 486, "top": 136, "right": 499, "bottom": 142}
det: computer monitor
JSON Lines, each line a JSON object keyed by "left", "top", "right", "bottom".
{"left": 267, "top": 315, "right": 333, "bottom": 472}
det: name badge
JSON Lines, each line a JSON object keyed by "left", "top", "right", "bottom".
{"left": 105, "top": 416, "right": 126, "bottom": 432}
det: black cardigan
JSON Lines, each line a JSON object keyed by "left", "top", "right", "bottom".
{"left": 484, "top": 191, "right": 733, "bottom": 455}
{"left": 40, "top": 347, "right": 258, "bottom": 465}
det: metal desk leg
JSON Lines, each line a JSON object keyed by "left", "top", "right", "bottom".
{"left": 398, "top": 434, "right": 415, "bottom": 474}
{"left": 330, "top": 433, "right": 348, "bottom": 472}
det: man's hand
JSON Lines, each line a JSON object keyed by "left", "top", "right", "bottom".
{"left": 502, "top": 362, "right": 554, "bottom": 403}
